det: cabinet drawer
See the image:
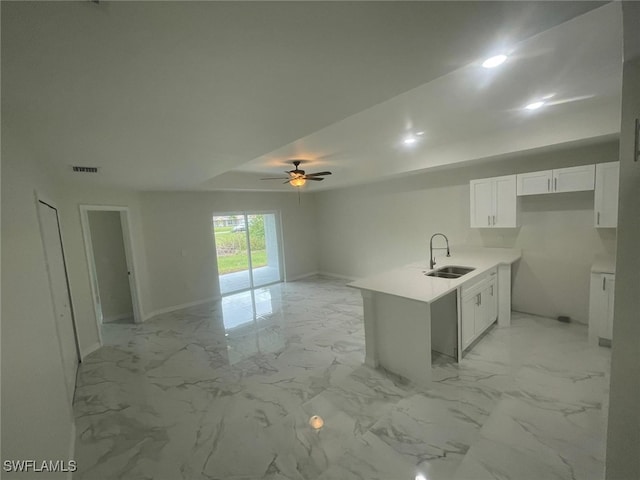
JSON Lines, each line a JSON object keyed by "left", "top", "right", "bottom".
{"left": 461, "top": 267, "right": 497, "bottom": 297}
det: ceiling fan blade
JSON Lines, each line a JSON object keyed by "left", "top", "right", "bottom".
{"left": 304, "top": 171, "right": 332, "bottom": 177}
{"left": 283, "top": 179, "right": 292, "bottom": 184}
{"left": 305, "top": 177, "right": 324, "bottom": 181}
{"left": 261, "top": 177, "right": 290, "bottom": 180}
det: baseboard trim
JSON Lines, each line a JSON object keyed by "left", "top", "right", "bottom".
{"left": 143, "top": 296, "right": 221, "bottom": 322}
{"left": 511, "top": 309, "right": 587, "bottom": 325}
{"left": 103, "top": 312, "right": 133, "bottom": 323}
{"left": 317, "top": 271, "right": 357, "bottom": 282}
{"left": 81, "top": 342, "right": 101, "bottom": 360}
{"left": 285, "top": 271, "right": 319, "bottom": 282}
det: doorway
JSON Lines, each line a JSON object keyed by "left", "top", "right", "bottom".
{"left": 80, "top": 206, "right": 143, "bottom": 343}
{"left": 87, "top": 211, "right": 134, "bottom": 324}
{"left": 213, "top": 212, "right": 283, "bottom": 295}
{"left": 37, "top": 199, "right": 81, "bottom": 405}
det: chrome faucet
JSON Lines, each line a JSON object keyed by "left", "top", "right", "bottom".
{"left": 429, "top": 233, "right": 450, "bottom": 269}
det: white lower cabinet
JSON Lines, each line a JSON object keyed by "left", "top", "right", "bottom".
{"left": 461, "top": 294, "right": 476, "bottom": 348}
{"left": 460, "top": 269, "right": 498, "bottom": 350}
{"left": 589, "top": 273, "right": 615, "bottom": 345}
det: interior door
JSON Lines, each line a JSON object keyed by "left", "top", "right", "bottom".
{"left": 38, "top": 201, "right": 80, "bottom": 404}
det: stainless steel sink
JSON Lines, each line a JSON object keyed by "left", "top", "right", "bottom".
{"left": 425, "top": 265, "right": 475, "bottom": 279}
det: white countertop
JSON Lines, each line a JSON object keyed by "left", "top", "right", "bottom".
{"left": 348, "top": 247, "right": 521, "bottom": 304}
{"left": 591, "top": 254, "right": 616, "bottom": 274}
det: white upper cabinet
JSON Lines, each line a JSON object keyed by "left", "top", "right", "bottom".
{"left": 470, "top": 175, "right": 517, "bottom": 228}
{"left": 517, "top": 170, "right": 552, "bottom": 195}
{"left": 594, "top": 161, "right": 620, "bottom": 228}
{"left": 493, "top": 175, "right": 518, "bottom": 227}
{"left": 516, "top": 165, "right": 595, "bottom": 196}
{"left": 553, "top": 165, "right": 595, "bottom": 193}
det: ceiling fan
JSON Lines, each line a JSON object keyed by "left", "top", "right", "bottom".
{"left": 261, "top": 160, "right": 332, "bottom": 188}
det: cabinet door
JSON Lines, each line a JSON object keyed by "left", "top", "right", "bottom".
{"left": 516, "top": 170, "right": 552, "bottom": 196}
{"left": 486, "top": 279, "right": 498, "bottom": 326}
{"left": 461, "top": 294, "right": 477, "bottom": 348}
{"left": 552, "top": 165, "right": 595, "bottom": 193}
{"left": 493, "top": 175, "right": 517, "bottom": 227}
{"left": 603, "top": 275, "right": 615, "bottom": 341}
{"left": 470, "top": 179, "right": 493, "bottom": 228}
{"left": 588, "top": 273, "right": 608, "bottom": 344}
{"left": 594, "top": 162, "right": 620, "bottom": 228}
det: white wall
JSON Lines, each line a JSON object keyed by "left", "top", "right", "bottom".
{"left": 88, "top": 211, "right": 133, "bottom": 322}
{"left": 606, "top": 3, "right": 640, "bottom": 477}
{"left": 1, "top": 137, "right": 75, "bottom": 477}
{"left": 315, "top": 141, "right": 618, "bottom": 324}
{"left": 139, "top": 190, "right": 318, "bottom": 316}
{"left": 55, "top": 185, "right": 150, "bottom": 357}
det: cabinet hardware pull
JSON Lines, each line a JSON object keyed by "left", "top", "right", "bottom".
{"left": 547, "top": 178, "right": 550, "bottom": 191}
{"left": 476, "top": 293, "right": 481, "bottom": 306}
{"left": 635, "top": 118, "right": 639, "bottom": 162}
{"left": 554, "top": 177, "right": 558, "bottom": 191}
{"left": 488, "top": 215, "right": 491, "bottom": 226}
{"left": 492, "top": 215, "right": 496, "bottom": 225}
{"left": 603, "top": 277, "right": 606, "bottom": 291}
{"left": 490, "top": 285, "right": 494, "bottom": 296}
{"left": 597, "top": 212, "right": 600, "bottom": 225}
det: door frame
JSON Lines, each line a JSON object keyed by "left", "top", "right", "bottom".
{"left": 80, "top": 205, "right": 144, "bottom": 344}
{"left": 34, "top": 191, "right": 82, "bottom": 405}
{"left": 213, "top": 210, "right": 284, "bottom": 295}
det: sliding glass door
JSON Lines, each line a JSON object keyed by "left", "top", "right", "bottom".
{"left": 213, "top": 212, "right": 282, "bottom": 295}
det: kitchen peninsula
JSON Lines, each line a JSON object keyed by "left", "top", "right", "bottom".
{"left": 349, "top": 247, "right": 521, "bottom": 387}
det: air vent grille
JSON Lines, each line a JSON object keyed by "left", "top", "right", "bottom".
{"left": 72, "top": 166, "right": 99, "bottom": 173}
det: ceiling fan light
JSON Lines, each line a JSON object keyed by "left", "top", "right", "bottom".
{"left": 290, "top": 177, "right": 306, "bottom": 187}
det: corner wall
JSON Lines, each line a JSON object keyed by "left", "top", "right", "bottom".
{"left": 1, "top": 141, "right": 75, "bottom": 478}
{"left": 315, "top": 141, "right": 618, "bottom": 324}
{"left": 605, "top": 3, "right": 640, "bottom": 477}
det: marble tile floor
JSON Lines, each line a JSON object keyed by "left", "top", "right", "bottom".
{"left": 73, "top": 276, "right": 611, "bottom": 480}
{"left": 218, "top": 265, "right": 281, "bottom": 295}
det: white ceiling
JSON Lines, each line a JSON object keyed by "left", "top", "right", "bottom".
{"left": 2, "top": 1, "right": 619, "bottom": 192}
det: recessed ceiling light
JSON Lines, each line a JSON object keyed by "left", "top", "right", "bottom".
{"left": 403, "top": 135, "right": 418, "bottom": 145}
{"left": 416, "top": 131, "right": 425, "bottom": 136}
{"left": 482, "top": 54, "right": 508, "bottom": 69}
{"left": 525, "top": 101, "right": 545, "bottom": 110}
{"left": 542, "top": 93, "right": 555, "bottom": 100}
